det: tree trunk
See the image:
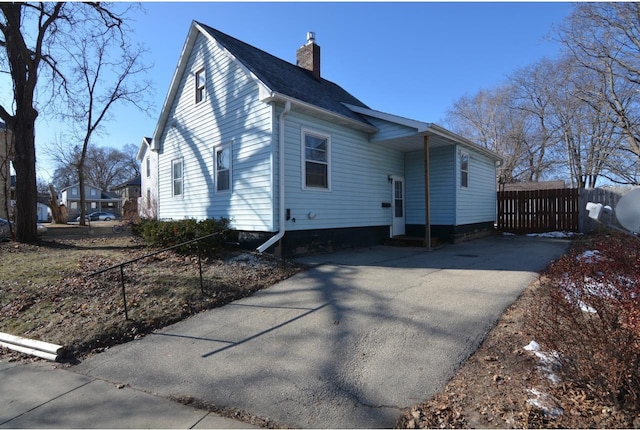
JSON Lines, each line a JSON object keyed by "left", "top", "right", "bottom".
{"left": 48, "top": 184, "right": 67, "bottom": 224}
{"left": 78, "top": 167, "right": 87, "bottom": 226}
{"left": 12, "top": 113, "right": 38, "bottom": 242}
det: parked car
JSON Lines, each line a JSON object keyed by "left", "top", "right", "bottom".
{"left": 0, "top": 218, "right": 48, "bottom": 241}
{"left": 0, "top": 218, "right": 10, "bottom": 240}
{"left": 75, "top": 212, "right": 118, "bottom": 221}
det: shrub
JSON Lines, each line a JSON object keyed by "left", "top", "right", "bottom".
{"left": 530, "top": 232, "right": 640, "bottom": 412}
{"left": 131, "top": 218, "right": 232, "bottom": 255}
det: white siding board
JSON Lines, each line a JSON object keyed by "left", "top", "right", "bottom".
{"left": 404, "top": 146, "right": 456, "bottom": 226}
{"left": 157, "top": 33, "right": 274, "bottom": 230}
{"left": 429, "top": 146, "right": 456, "bottom": 225}
{"left": 404, "top": 151, "right": 424, "bottom": 225}
{"left": 282, "top": 110, "right": 404, "bottom": 231}
{"left": 455, "top": 147, "right": 497, "bottom": 225}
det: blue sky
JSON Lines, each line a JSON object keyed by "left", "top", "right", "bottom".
{"left": 3, "top": 2, "right": 574, "bottom": 181}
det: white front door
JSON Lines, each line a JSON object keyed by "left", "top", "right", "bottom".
{"left": 392, "top": 176, "right": 405, "bottom": 236}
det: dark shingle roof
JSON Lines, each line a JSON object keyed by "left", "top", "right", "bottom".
{"left": 197, "top": 23, "right": 371, "bottom": 126}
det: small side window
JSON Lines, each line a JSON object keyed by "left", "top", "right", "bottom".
{"left": 460, "top": 151, "right": 469, "bottom": 188}
{"left": 215, "top": 144, "right": 231, "bottom": 192}
{"left": 146, "top": 157, "right": 151, "bottom": 178}
{"left": 195, "top": 68, "right": 205, "bottom": 104}
{"left": 172, "top": 159, "right": 183, "bottom": 197}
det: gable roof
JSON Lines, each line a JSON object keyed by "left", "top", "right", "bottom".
{"left": 60, "top": 183, "right": 120, "bottom": 200}
{"left": 112, "top": 175, "right": 141, "bottom": 191}
{"left": 197, "top": 23, "right": 371, "bottom": 125}
{"left": 152, "top": 22, "right": 375, "bottom": 146}
{"left": 136, "top": 136, "right": 152, "bottom": 161}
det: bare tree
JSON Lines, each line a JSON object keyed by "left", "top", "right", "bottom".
{"left": 557, "top": 3, "right": 640, "bottom": 178}
{"left": 508, "top": 59, "right": 564, "bottom": 182}
{"left": 0, "top": 3, "right": 132, "bottom": 241}
{"left": 445, "top": 86, "right": 529, "bottom": 184}
{"left": 62, "top": 17, "right": 150, "bottom": 226}
{"left": 48, "top": 142, "right": 140, "bottom": 192}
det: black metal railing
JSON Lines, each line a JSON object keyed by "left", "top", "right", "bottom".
{"left": 86, "top": 232, "right": 223, "bottom": 320}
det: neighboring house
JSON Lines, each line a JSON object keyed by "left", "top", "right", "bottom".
{"left": 137, "top": 137, "right": 158, "bottom": 219}
{"left": 0, "top": 122, "right": 12, "bottom": 220}
{"left": 36, "top": 202, "right": 51, "bottom": 223}
{"left": 112, "top": 176, "right": 141, "bottom": 221}
{"left": 111, "top": 176, "right": 141, "bottom": 201}
{"left": 148, "top": 22, "right": 501, "bottom": 256}
{"left": 60, "top": 183, "right": 121, "bottom": 220}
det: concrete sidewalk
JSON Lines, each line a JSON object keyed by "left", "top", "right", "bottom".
{"left": 73, "top": 234, "right": 570, "bottom": 428}
{"left": 0, "top": 360, "right": 255, "bottom": 428}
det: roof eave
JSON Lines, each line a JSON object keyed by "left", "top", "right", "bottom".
{"left": 151, "top": 23, "right": 201, "bottom": 149}
{"left": 424, "top": 124, "right": 502, "bottom": 162}
{"left": 265, "top": 92, "right": 378, "bottom": 134}
{"left": 344, "top": 103, "right": 501, "bottom": 161}
{"left": 136, "top": 137, "right": 152, "bottom": 161}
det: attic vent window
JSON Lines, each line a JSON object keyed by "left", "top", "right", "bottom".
{"left": 195, "top": 68, "right": 205, "bottom": 104}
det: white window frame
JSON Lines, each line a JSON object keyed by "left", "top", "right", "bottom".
{"left": 172, "top": 158, "right": 184, "bottom": 198}
{"left": 146, "top": 157, "right": 151, "bottom": 178}
{"left": 460, "top": 151, "right": 469, "bottom": 189}
{"left": 215, "top": 143, "right": 232, "bottom": 193}
{"left": 195, "top": 68, "right": 205, "bottom": 104}
{"left": 301, "top": 128, "right": 331, "bottom": 191}
{"left": 71, "top": 187, "right": 78, "bottom": 197}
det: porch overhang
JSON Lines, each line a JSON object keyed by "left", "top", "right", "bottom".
{"left": 343, "top": 103, "right": 501, "bottom": 162}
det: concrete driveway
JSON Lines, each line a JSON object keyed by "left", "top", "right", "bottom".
{"left": 75, "top": 234, "right": 569, "bottom": 428}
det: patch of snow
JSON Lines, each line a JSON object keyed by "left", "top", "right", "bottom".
{"left": 523, "top": 340, "right": 540, "bottom": 351}
{"left": 527, "top": 388, "right": 564, "bottom": 419}
{"left": 576, "top": 300, "right": 597, "bottom": 314}
{"left": 524, "top": 340, "right": 562, "bottom": 384}
{"left": 526, "top": 231, "right": 578, "bottom": 238}
{"left": 577, "top": 249, "right": 602, "bottom": 263}
{"left": 502, "top": 232, "right": 516, "bottom": 236}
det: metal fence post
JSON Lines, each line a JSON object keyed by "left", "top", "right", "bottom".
{"left": 120, "top": 265, "right": 129, "bottom": 320}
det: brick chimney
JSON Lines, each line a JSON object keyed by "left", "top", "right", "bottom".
{"left": 296, "top": 32, "right": 320, "bottom": 80}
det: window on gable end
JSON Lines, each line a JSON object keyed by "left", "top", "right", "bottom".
{"left": 460, "top": 151, "right": 469, "bottom": 188}
{"left": 172, "top": 159, "right": 184, "bottom": 197}
{"left": 215, "top": 144, "right": 231, "bottom": 192}
{"left": 302, "top": 129, "right": 331, "bottom": 190}
{"left": 195, "top": 68, "right": 205, "bottom": 104}
{"left": 146, "top": 157, "right": 151, "bottom": 178}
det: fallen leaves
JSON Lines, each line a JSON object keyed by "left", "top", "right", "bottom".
{"left": 0, "top": 237, "right": 302, "bottom": 360}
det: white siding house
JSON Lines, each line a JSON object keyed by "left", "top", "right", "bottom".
{"left": 147, "top": 22, "right": 501, "bottom": 256}
{"left": 137, "top": 137, "right": 159, "bottom": 219}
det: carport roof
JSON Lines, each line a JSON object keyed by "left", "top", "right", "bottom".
{"left": 344, "top": 103, "right": 502, "bottom": 161}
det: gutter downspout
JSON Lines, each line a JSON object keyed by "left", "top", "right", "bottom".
{"left": 257, "top": 101, "right": 291, "bottom": 253}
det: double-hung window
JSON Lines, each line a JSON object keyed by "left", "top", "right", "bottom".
{"left": 195, "top": 68, "right": 205, "bottom": 104}
{"left": 302, "top": 129, "right": 330, "bottom": 190}
{"left": 172, "top": 159, "right": 183, "bottom": 197}
{"left": 460, "top": 151, "right": 469, "bottom": 188}
{"left": 215, "top": 144, "right": 231, "bottom": 192}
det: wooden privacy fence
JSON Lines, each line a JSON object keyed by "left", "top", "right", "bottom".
{"left": 497, "top": 188, "right": 580, "bottom": 234}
